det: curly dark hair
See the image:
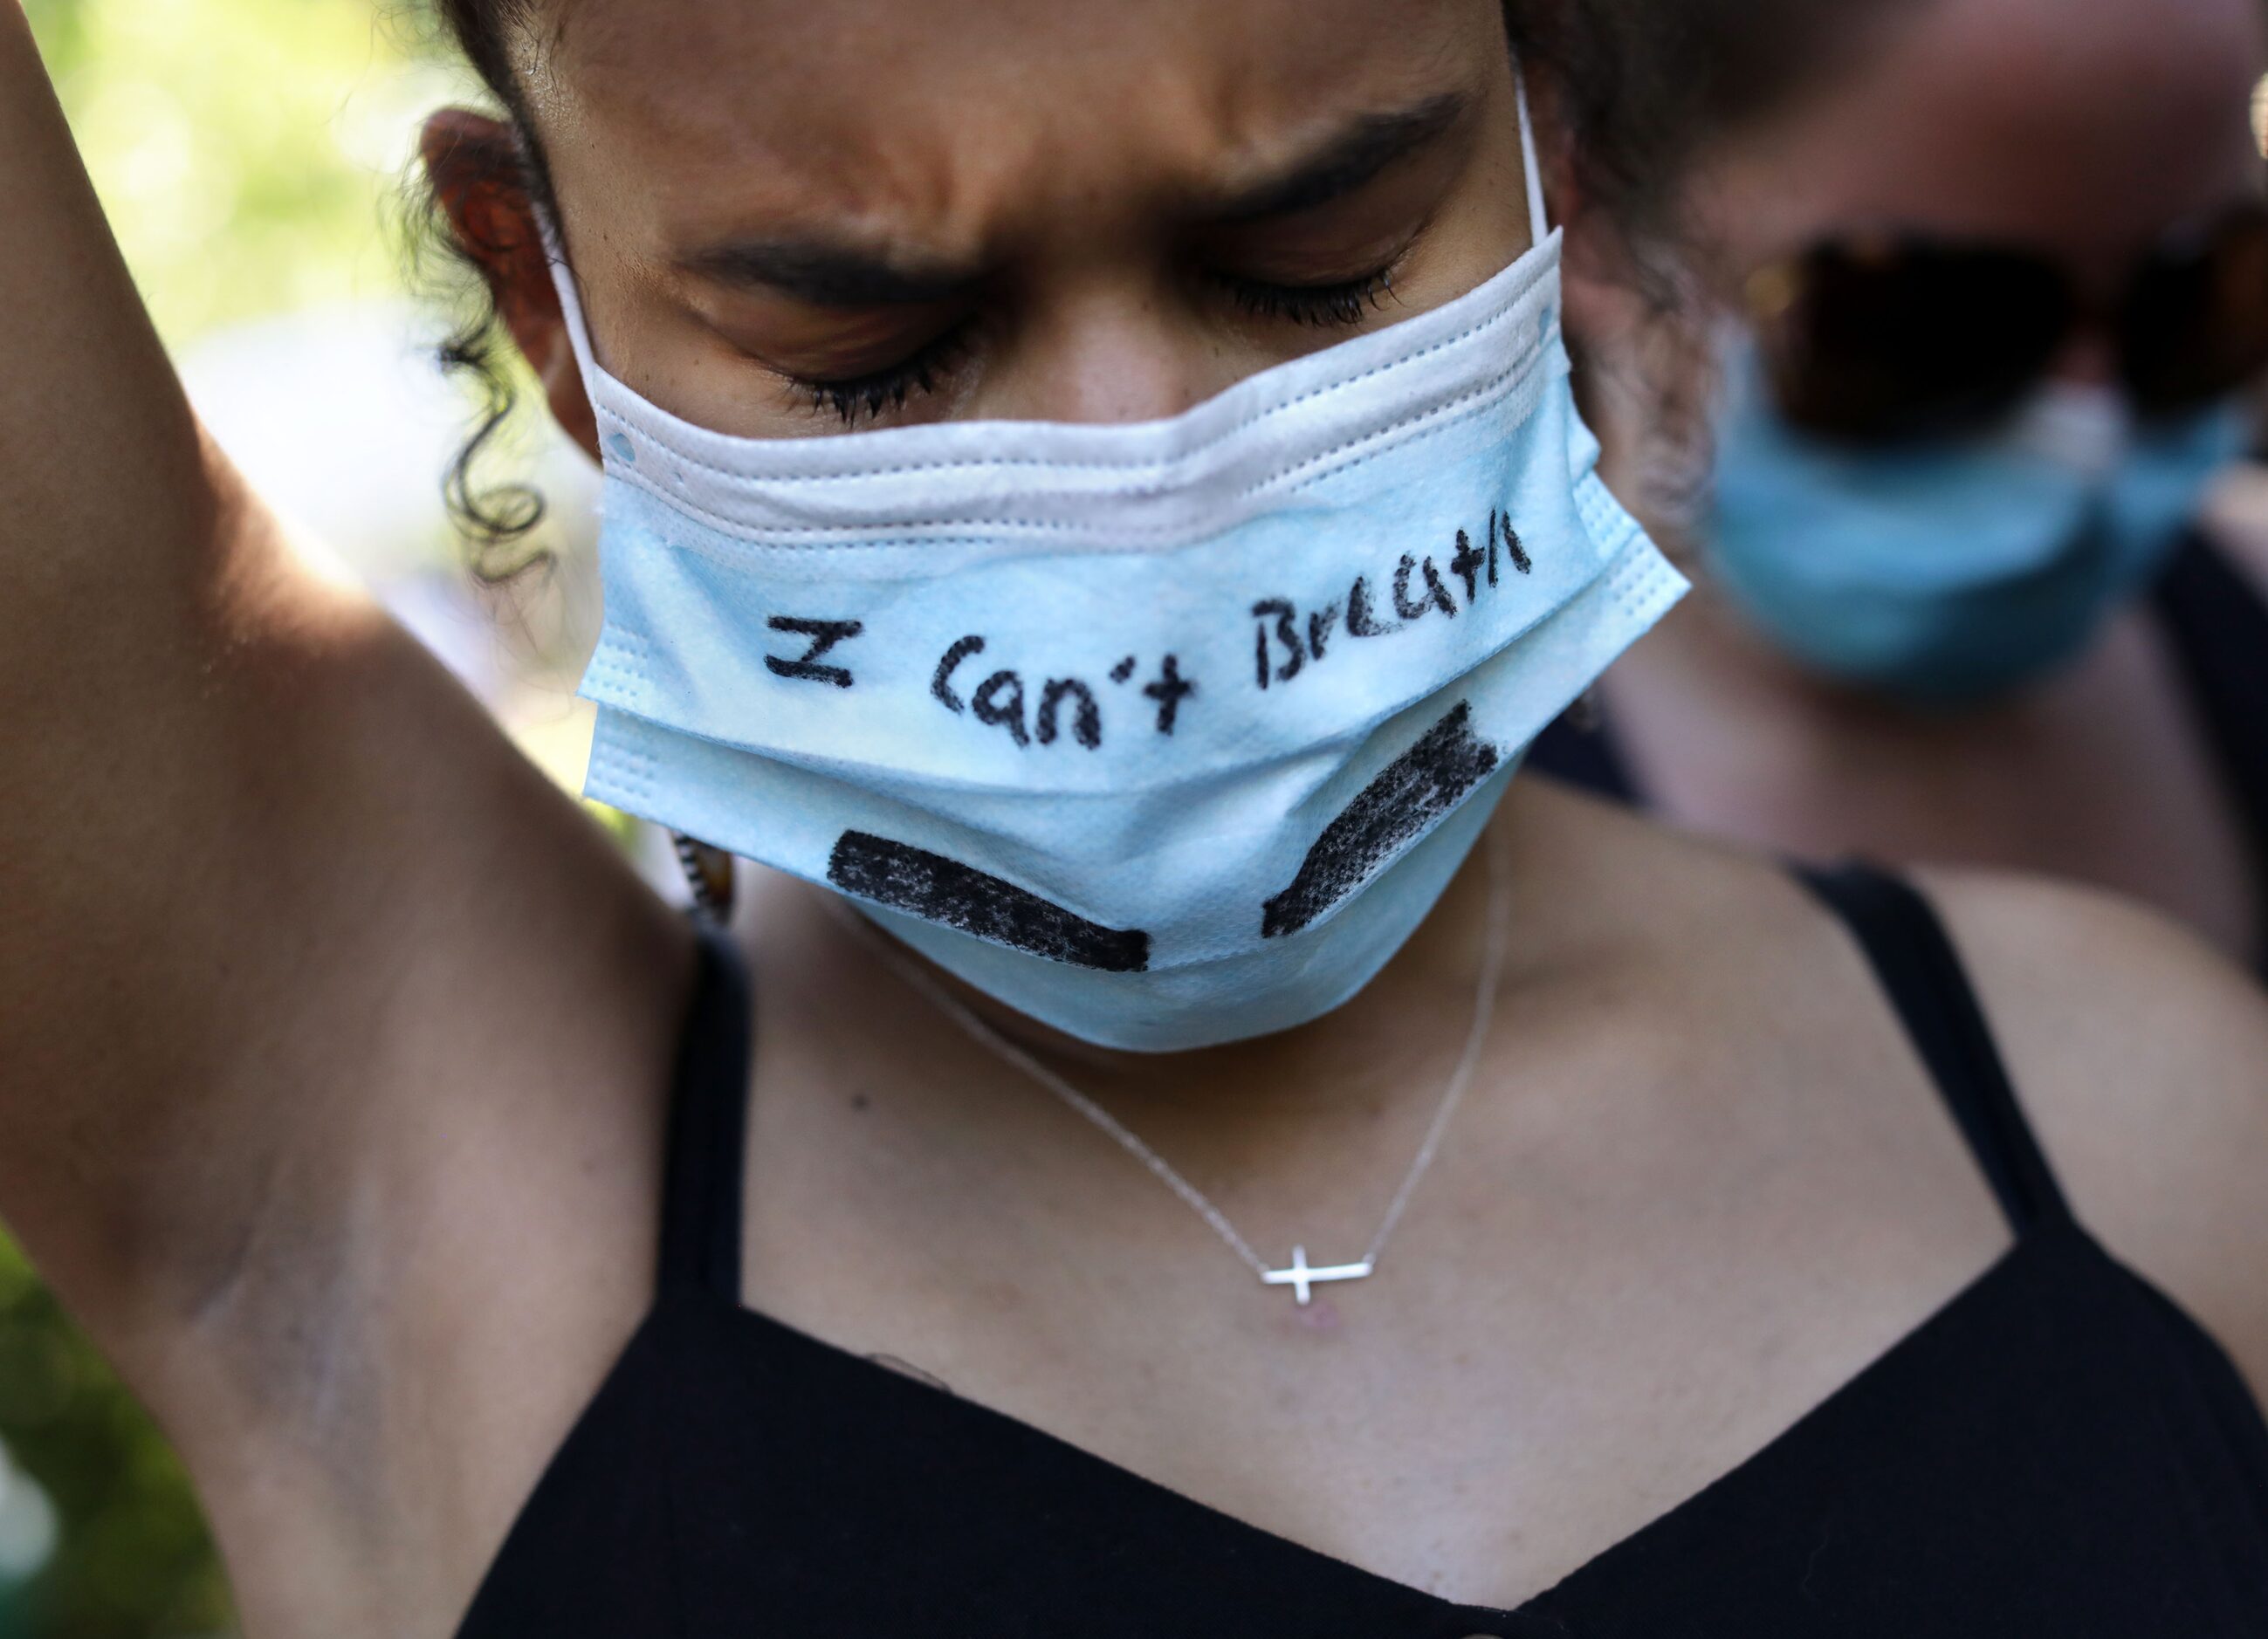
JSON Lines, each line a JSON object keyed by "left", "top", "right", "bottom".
{"left": 416, "top": 0, "right": 1923, "bottom": 565}
{"left": 409, "top": 2, "right": 564, "bottom": 578}
{"left": 1508, "top": 0, "right": 1923, "bottom": 251}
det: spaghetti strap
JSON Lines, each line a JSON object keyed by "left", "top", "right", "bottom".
{"left": 656, "top": 918, "right": 755, "bottom": 1300}
{"left": 1797, "top": 864, "right": 2072, "bottom": 1235}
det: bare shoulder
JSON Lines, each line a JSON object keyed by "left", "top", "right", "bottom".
{"left": 1921, "top": 867, "right": 2268, "bottom": 1393}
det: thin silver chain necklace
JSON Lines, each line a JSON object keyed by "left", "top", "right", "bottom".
{"left": 839, "top": 829, "right": 1510, "bottom": 1305}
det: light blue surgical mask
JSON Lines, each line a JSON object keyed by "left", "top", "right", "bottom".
{"left": 1708, "top": 339, "right": 2246, "bottom": 706}
{"left": 546, "top": 89, "right": 1685, "bottom": 1052}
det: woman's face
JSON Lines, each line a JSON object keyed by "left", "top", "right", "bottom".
{"left": 1690, "top": 0, "right": 2266, "bottom": 359}
{"left": 495, "top": 0, "right": 1532, "bottom": 442}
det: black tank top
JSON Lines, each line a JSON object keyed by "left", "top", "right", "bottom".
{"left": 456, "top": 870, "right": 2268, "bottom": 1636}
{"left": 1529, "top": 533, "right": 2268, "bottom": 980}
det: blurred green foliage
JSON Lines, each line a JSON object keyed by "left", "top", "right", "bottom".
{"left": 22, "top": 0, "right": 468, "bottom": 345}
{"left": 0, "top": 1245, "right": 229, "bottom": 1637}
{"left": 6, "top": 3, "right": 475, "bottom": 1634}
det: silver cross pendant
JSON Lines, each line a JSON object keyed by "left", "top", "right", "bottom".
{"left": 1261, "top": 1245, "right": 1374, "bottom": 1305}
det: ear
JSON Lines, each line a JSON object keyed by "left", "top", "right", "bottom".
{"left": 420, "top": 108, "right": 600, "bottom": 462}
{"left": 1554, "top": 175, "right": 1658, "bottom": 353}
{"left": 1514, "top": 84, "right": 1655, "bottom": 348}
{"left": 1545, "top": 171, "right": 1719, "bottom": 546}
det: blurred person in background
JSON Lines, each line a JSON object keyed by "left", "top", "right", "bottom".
{"left": 5, "top": 2, "right": 2268, "bottom": 1637}
{"left": 1536, "top": 0, "right": 2268, "bottom": 975}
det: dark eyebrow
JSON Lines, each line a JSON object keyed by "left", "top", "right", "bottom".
{"left": 679, "top": 91, "right": 1470, "bottom": 305}
{"left": 680, "top": 239, "right": 979, "bottom": 307}
{"left": 1210, "top": 93, "right": 1471, "bottom": 224}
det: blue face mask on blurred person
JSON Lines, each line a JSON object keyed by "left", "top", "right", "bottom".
{"left": 544, "top": 86, "right": 1685, "bottom": 1053}
{"left": 1707, "top": 341, "right": 2247, "bottom": 706}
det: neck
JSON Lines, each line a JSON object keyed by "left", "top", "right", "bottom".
{"left": 766, "top": 785, "right": 1559, "bottom": 1132}
{"left": 741, "top": 781, "right": 1637, "bottom": 1272}
{"left": 1614, "top": 576, "right": 2092, "bottom": 744}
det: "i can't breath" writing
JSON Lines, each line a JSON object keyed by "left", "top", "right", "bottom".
{"left": 1250, "top": 507, "right": 1529, "bottom": 692}
{"left": 751, "top": 507, "right": 1531, "bottom": 754}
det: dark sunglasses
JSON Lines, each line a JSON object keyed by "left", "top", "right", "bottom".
{"left": 1745, "top": 201, "right": 2268, "bottom": 445}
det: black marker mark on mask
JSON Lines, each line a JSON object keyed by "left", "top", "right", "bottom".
{"left": 1347, "top": 575, "right": 1400, "bottom": 638}
{"left": 1391, "top": 554, "right": 1458, "bottom": 621}
{"left": 766, "top": 616, "right": 865, "bottom": 689}
{"left": 1423, "top": 558, "right": 1458, "bottom": 612}
{"left": 1498, "top": 509, "right": 1531, "bottom": 575}
{"left": 973, "top": 670, "right": 1029, "bottom": 748}
{"left": 1247, "top": 507, "right": 1536, "bottom": 696}
{"left": 828, "top": 832, "right": 1151, "bottom": 972}
{"left": 1144, "top": 654, "right": 1196, "bottom": 735}
{"left": 932, "top": 634, "right": 986, "bottom": 711}
{"left": 1449, "top": 530, "right": 1485, "bottom": 603}
{"left": 1251, "top": 600, "right": 1304, "bottom": 689}
{"left": 933, "top": 636, "right": 1137, "bottom": 750}
{"left": 1037, "top": 678, "right": 1102, "bottom": 750}
{"left": 1261, "top": 702, "right": 1500, "bottom": 939}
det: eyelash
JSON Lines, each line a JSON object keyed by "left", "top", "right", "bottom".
{"left": 787, "top": 260, "right": 1400, "bottom": 425}
{"left": 794, "top": 324, "right": 977, "bottom": 426}
{"left": 1212, "top": 264, "right": 1400, "bottom": 328}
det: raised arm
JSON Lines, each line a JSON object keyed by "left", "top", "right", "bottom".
{"left": 0, "top": 2, "right": 221, "bottom": 597}
{"left": 0, "top": 0, "right": 685, "bottom": 1459}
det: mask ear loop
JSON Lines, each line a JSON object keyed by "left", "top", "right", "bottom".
{"left": 1512, "top": 57, "right": 1551, "bottom": 247}
{"left": 536, "top": 210, "right": 741, "bottom": 922}
{"left": 1515, "top": 58, "right": 1604, "bottom": 737}
{"left": 534, "top": 208, "right": 606, "bottom": 396}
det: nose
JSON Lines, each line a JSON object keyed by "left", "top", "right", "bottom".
{"left": 985, "top": 277, "right": 1220, "bottom": 426}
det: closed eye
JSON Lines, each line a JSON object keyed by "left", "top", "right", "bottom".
{"left": 786, "top": 322, "right": 978, "bottom": 426}
{"left": 1208, "top": 261, "right": 1403, "bottom": 328}
{"left": 781, "top": 253, "right": 1405, "bottom": 426}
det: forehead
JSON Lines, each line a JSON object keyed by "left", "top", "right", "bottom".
{"left": 1702, "top": 0, "right": 2266, "bottom": 265}
{"left": 531, "top": 0, "right": 1501, "bottom": 249}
